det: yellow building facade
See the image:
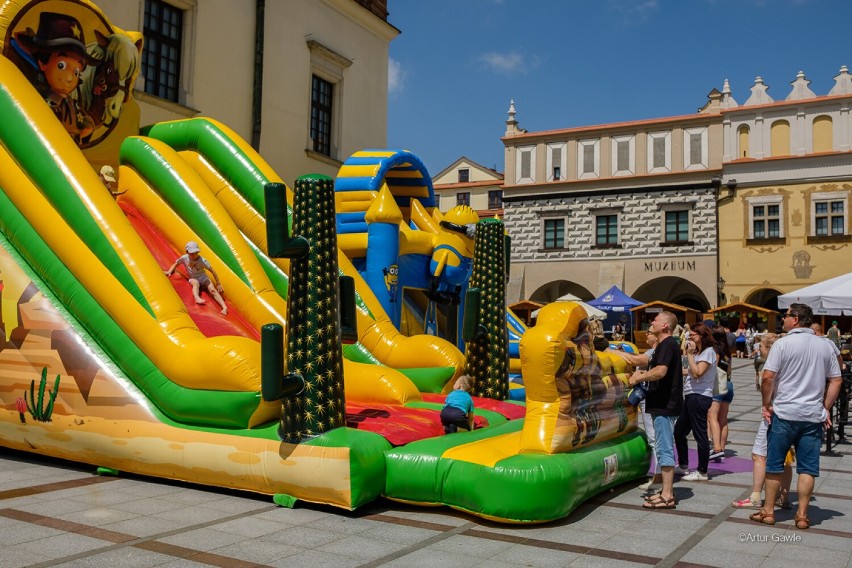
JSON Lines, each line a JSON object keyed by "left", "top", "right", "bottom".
{"left": 718, "top": 70, "right": 852, "bottom": 318}
{"left": 97, "top": 0, "right": 397, "bottom": 186}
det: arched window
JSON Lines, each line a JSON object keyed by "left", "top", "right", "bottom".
{"left": 770, "top": 120, "right": 790, "bottom": 156}
{"left": 737, "top": 125, "right": 750, "bottom": 158}
{"left": 813, "top": 115, "right": 833, "bottom": 153}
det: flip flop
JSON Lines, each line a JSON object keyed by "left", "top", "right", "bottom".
{"left": 794, "top": 515, "right": 810, "bottom": 529}
{"left": 642, "top": 495, "right": 676, "bottom": 509}
{"left": 749, "top": 511, "right": 776, "bottom": 525}
{"left": 732, "top": 498, "right": 762, "bottom": 509}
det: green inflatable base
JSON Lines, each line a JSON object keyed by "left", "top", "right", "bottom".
{"left": 384, "top": 426, "right": 650, "bottom": 523}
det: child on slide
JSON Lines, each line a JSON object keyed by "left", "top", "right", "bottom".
{"left": 440, "top": 375, "right": 475, "bottom": 434}
{"left": 164, "top": 241, "right": 228, "bottom": 315}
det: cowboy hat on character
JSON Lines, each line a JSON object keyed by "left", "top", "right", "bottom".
{"left": 15, "top": 12, "right": 98, "bottom": 142}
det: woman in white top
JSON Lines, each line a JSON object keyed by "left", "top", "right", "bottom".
{"left": 673, "top": 322, "right": 717, "bottom": 481}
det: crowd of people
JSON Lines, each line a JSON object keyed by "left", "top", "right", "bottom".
{"left": 610, "top": 306, "right": 843, "bottom": 528}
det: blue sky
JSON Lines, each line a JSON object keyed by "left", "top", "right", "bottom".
{"left": 386, "top": 0, "right": 852, "bottom": 176}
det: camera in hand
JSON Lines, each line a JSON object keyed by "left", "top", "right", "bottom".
{"left": 628, "top": 382, "right": 649, "bottom": 406}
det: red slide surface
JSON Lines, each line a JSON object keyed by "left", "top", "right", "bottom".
{"left": 119, "top": 200, "right": 260, "bottom": 340}
{"left": 421, "top": 394, "right": 526, "bottom": 420}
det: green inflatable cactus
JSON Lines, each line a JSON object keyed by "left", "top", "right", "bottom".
{"left": 465, "top": 218, "right": 509, "bottom": 400}
{"left": 280, "top": 175, "right": 346, "bottom": 441}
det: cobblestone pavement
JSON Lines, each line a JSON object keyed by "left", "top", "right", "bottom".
{"left": 1, "top": 359, "right": 850, "bottom": 567}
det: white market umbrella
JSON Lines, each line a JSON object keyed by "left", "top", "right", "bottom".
{"left": 777, "top": 272, "right": 852, "bottom": 315}
{"left": 531, "top": 295, "right": 606, "bottom": 320}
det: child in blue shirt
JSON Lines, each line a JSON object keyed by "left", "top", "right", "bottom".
{"left": 440, "top": 375, "right": 475, "bottom": 434}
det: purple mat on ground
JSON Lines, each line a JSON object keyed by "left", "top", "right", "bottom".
{"left": 648, "top": 447, "right": 753, "bottom": 475}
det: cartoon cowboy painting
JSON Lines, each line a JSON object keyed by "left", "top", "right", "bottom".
{"left": 14, "top": 12, "right": 96, "bottom": 143}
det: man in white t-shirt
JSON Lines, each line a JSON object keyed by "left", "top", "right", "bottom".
{"left": 750, "top": 303, "right": 841, "bottom": 530}
{"left": 812, "top": 322, "right": 846, "bottom": 373}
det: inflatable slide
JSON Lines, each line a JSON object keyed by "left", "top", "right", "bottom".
{"left": 0, "top": 0, "right": 648, "bottom": 523}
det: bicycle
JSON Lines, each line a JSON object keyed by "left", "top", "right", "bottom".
{"left": 825, "top": 368, "right": 851, "bottom": 454}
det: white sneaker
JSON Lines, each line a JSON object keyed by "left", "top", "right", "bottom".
{"left": 708, "top": 449, "right": 725, "bottom": 461}
{"left": 682, "top": 470, "right": 709, "bottom": 481}
{"left": 674, "top": 465, "right": 689, "bottom": 476}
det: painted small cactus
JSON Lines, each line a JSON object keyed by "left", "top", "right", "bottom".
{"left": 15, "top": 397, "right": 26, "bottom": 423}
{"left": 24, "top": 368, "right": 61, "bottom": 422}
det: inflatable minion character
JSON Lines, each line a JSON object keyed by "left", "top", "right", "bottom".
{"left": 429, "top": 205, "right": 479, "bottom": 304}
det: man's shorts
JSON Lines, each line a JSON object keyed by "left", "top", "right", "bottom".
{"left": 766, "top": 416, "right": 821, "bottom": 477}
{"left": 651, "top": 414, "right": 678, "bottom": 467}
{"left": 752, "top": 418, "right": 795, "bottom": 464}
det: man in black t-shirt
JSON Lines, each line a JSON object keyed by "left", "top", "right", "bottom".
{"left": 628, "top": 311, "right": 683, "bottom": 509}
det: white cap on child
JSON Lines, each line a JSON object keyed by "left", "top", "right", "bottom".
{"left": 185, "top": 241, "right": 201, "bottom": 253}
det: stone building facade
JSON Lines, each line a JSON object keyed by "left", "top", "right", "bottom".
{"left": 501, "top": 99, "right": 724, "bottom": 310}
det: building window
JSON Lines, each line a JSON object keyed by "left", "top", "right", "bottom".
{"left": 746, "top": 196, "right": 784, "bottom": 241}
{"left": 653, "top": 137, "right": 666, "bottom": 168}
{"left": 306, "top": 40, "right": 352, "bottom": 161}
{"left": 665, "top": 210, "right": 689, "bottom": 242}
{"left": 737, "top": 125, "right": 750, "bottom": 158}
{"left": 647, "top": 131, "right": 671, "bottom": 173}
{"left": 595, "top": 214, "right": 618, "bottom": 246}
{"left": 770, "top": 120, "right": 791, "bottom": 156}
{"left": 488, "top": 190, "right": 502, "bottom": 210}
{"left": 578, "top": 138, "right": 599, "bottom": 179}
{"left": 515, "top": 146, "right": 536, "bottom": 184}
{"left": 583, "top": 146, "right": 594, "bottom": 173}
{"left": 814, "top": 199, "right": 845, "bottom": 236}
{"left": 456, "top": 192, "right": 470, "bottom": 206}
{"left": 611, "top": 134, "right": 634, "bottom": 176}
{"left": 617, "top": 141, "right": 629, "bottom": 171}
{"left": 142, "top": 0, "right": 183, "bottom": 102}
{"left": 813, "top": 116, "right": 833, "bottom": 153}
{"left": 310, "top": 75, "right": 334, "bottom": 156}
{"left": 683, "top": 127, "right": 708, "bottom": 170}
{"left": 547, "top": 142, "right": 566, "bottom": 182}
{"left": 753, "top": 204, "right": 781, "bottom": 239}
{"left": 458, "top": 168, "right": 470, "bottom": 183}
{"left": 543, "top": 218, "right": 565, "bottom": 249}
{"left": 520, "top": 151, "right": 531, "bottom": 178}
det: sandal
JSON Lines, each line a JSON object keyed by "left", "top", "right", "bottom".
{"left": 642, "top": 495, "right": 676, "bottom": 509}
{"left": 749, "top": 511, "right": 776, "bottom": 525}
{"left": 643, "top": 490, "right": 663, "bottom": 502}
{"left": 794, "top": 514, "right": 810, "bottom": 529}
{"left": 732, "top": 497, "right": 762, "bottom": 509}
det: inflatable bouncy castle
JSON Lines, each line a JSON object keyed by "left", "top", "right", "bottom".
{"left": 0, "top": 0, "right": 648, "bottom": 523}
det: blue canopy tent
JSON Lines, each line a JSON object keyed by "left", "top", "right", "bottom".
{"left": 589, "top": 285, "right": 643, "bottom": 342}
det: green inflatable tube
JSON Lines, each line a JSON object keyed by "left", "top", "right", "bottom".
{"left": 0, "top": 190, "right": 264, "bottom": 429}
{"left": 0, "top": 84, "right": 152, "bottom": 315}
{"left": 385, "top": 424, "right": 649, "bottom": 523}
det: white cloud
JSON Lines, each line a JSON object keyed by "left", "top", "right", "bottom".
{"left": 609, "top": 0, "right": 659, "bottom": 25}
{"left": 477, "top": 50, "right": 532, "bottom": 74}
{"left": 388, "top": 58, "right": 406, "bottom": 95}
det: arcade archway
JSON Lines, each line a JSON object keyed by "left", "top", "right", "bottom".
{"left": 744, "top": 287, "right": 782, "bottom": 312}
{"left": 632, "top": 276, "right": 710, "bottom": 312}
{"left": 529, "top": 280, "right": 595, "bottom": 303}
